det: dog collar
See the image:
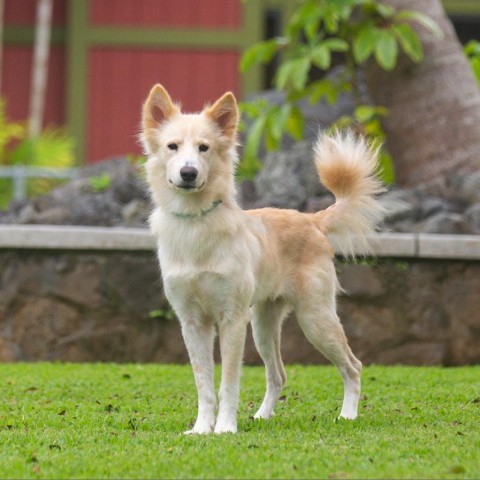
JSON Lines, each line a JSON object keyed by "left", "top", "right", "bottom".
{"left": 172, "top": 199, "right": 223, "bottom": 218}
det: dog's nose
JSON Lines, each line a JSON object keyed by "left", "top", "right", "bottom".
{"left": 180, "top": 166, "right": 198, "bottom": 183}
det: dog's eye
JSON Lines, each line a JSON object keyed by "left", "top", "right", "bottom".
{"left": 167, "top": 143, "right": 178, "bottom": 151}
{"left": 199, "top": 144, "right": 209, "bottom": 153}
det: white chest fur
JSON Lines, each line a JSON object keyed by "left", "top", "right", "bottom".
{"left": 150, "top": 207, "right": 262, "bottom": 322}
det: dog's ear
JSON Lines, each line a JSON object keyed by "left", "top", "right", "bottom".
{"left": 142, "top": 84, "right": 179, "bottom": 152}
{"left": 205, "top": 92, "right": 238, "bottom": 141}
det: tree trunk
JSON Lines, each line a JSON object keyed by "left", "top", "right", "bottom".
{"left": 29, "top": 0, "right": 53, "bottom": 138}
{"left": 365, "top": 0, "right": 480, "bottom": 187}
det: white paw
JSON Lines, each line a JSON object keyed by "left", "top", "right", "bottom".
{"left": 183, "top": 419, "right": 214, "bottom": 435}
{"left": 253, "top": 408, "right": 275, "bottom": 420}
{"left": 337, "top": 412, "right": 357, "bottom": 421}
{"left": 214, "top": 420, "right": 237, "bottom": 434}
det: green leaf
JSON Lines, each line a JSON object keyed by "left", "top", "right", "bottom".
{"left": 353, "top": 25, "right": 381, "bottom": 63}
{"left": 265, "top": 106, "right": 284, "bottom": 151}
{"left": 323, "top": 38, "right": 349, "bottom": 52}
{"left": 29, "top": 128, "right": 75, "bottom": 167}
{"left": 8, "top": 138, "right": 32, "bottom": 165}
{"left": 0, "top": 99, "right": 26, "bottom": 165}
{"left": 89, "top": 173, "right": 111, "bottom": 193}
{"left": 309, "top": 79, "right": 340, "bottom": 105}
{"left": 270, "top": 104, "right": 291, "bottom": 146}
{"left": 332, "top": 114, "right": 354, "bottom": 130}
{"left": 470, "top": 57, "right": 480, "bottom": 86}
{"left": 275, "top": 60, "right": 296, "bottom": 91}
{"left": 292, "top": 57, "right": 311, "bottom": 91}
{"left": 238, "top": 115, "right": 266, "bottom": 180}
{"left": 265, "top": 128, "right": 279, "bottom": 152}
{"left": 322, "top": 1, "right": 354, "bottom": 33}
{"left": 465, "top": 39, "right": 480, "bottom": 57}
{"left": 395, "top": 10, "right": 443, "bottom": 38}
{"left": 392, "top": 23, "right": 423, "bottom": 62}
{"left": 240, "top": 39, "right": 279, "bottom": 73}
{"left": 464, "top": 41, "right": 480, "bottom": 86}
{"left": 375, "top": 3, "right": 396, "bottom": 18}
{"left": 285, "top": 107, "right": 304, "bottom": 140}
{"left": 311, "top": 45, "right": 331, "bottom": 70}
{"left": 324, "top": 9, "right": 340, "bottom": 34}
{"left": 375, "top": 30, "right": 398, "bottom": 71}
{"left": 378, "top": 149, "right": 395, "bottom": 185}
{"left": 239, "top": 99, "right": 267, "bottom": 120}
{"left": 287, "top": 1, "right": 320, "bottom": 38}
{"left": 276, "top": 58, "right": 311, "bottom": 91}
{"left": 149, "top": 309, "right": 175, "bottom": 320}
{"left": 245, "top": 115, "right": 266, "bottom": 160}
{"left": 305, "top": 17, "right": 320, "bottom": 44}
{"left": 9, "top": 128, "right": 75, "bottom": 168}
{"left": 354, "top": 105, "right": 377, "bottom": 123}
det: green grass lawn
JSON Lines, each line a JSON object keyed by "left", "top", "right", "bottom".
{"left": 0, "top": 363, "right": 479, "bottom": 479}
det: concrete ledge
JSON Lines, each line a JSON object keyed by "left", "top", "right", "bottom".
{"left": 1, "top": 225, "right": 480, "bottom": 260}
{"left": 418, "top": 234, "right": 480, "bottom": 260}
{"left": 0, "top": 225, "right": 156, "bottom": 251}
{"left": 368, "top": 232, "right": 417, "bottom": 258}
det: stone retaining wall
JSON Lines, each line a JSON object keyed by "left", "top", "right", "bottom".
{"left": 1, "top": 226, "right": 479, "bottom": 365}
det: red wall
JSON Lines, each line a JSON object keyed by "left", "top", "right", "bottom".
{"left": 87, "top": 48, "right": 240, "bottom": 161}
{"left": 1, "top": 46, "right": 66, "bottom": 127}
{"left": 2, "top": 0, "right": 243, "bottom": 163}
{"left": 89, "top": 0, "right": 240, "bottom": 29}
{"left": 1, "top": 0, "right": 66, "bottom": 127}
{"left": 4, "top": 0, "right": 66, "bottom": 26}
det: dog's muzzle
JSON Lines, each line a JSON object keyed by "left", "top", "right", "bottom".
{"left": 180, "top": 166, "right": 198, "bottom": 182}
{"left": 176, "top": 166, "right": 202, "bottom": 190}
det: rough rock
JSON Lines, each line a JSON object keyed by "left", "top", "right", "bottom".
{"left": 0, "top": 157, "right": 151, "bottom": 227}
{"left": 1, "top": 250, "right": 479, "bottom": 365}
{"left": 449, "top": 170, "right": 480, "bottom": 204}
{"left": 0, "top": 250, "right": 185, "bottom": 362}
{"left": 253, "top": 142, "right": 328, "bottom": 209}
{"left": 422, "top": 212, "right": 474, "bottom": 235}
{"left": 1, "top": 137, "right": 479, "bottom": 235}
{"left": 465, "top": 203, "right": 480, "bottom": 233}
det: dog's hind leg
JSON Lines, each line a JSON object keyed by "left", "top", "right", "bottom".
{"left": 214, "top": 315, "right": 248, "bottom": 434}
{"left": 251, "top": 299, "right": 290, "bottom": 420}
{"left": 295, "top": 296, "right": 362, "bottom": 420}
{"left": 180, "top": 319, "right": 216, "bottom": 434}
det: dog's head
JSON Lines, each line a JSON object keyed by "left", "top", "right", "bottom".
{"left": 141, "top": 84, "right": 239, "bottom": 211}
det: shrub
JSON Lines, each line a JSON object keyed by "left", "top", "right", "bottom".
{"left": 0, "top": 98, "right": 75, "bottom": 209}
{"left": 239, "top": 0, "right": 442, "bottom": 183}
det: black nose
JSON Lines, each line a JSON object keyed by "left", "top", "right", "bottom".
{"left": 180, "top": 166, "right": 198, "bottom": 182}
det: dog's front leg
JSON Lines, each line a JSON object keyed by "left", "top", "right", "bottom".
{"left": 180, "top": 318, "right": 216, "bottom": 434}
{"left": 215, "top": 316, "right": 248, "bottom": 434}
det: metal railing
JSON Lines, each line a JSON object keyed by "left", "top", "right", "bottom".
{"left": 0, "top": 166, "right": 78, "bottom": 201}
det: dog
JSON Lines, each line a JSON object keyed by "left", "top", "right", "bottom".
{"left": 141, "top": 84, "right": 385, "bottom": 434}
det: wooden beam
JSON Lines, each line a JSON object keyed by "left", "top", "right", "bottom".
{"left": 2, "top": 25, "right": 66, "bottom": 44}
{"left": 442, "top": 0, "right": 480, "bottom": 15}
{"left": 66, "top": 0, "right": 89, "bottom": 164}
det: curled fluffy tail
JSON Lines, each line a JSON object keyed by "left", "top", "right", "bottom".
{"left": 314, "top": 130, "right": 386, "bottom": 257}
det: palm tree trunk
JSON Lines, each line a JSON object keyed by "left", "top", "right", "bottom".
{"left": 365, "top": 0, "right": 480, "bottom": 187}
{"left": 29, "top": 0, "right": 53, "bottom": 139}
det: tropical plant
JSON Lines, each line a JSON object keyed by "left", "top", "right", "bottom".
{"left": 239, "top": 0, "right": 441, "bottom": 182}
{"left": 465, "top": 39, "right": 480, "bottom": 86}
{"left": 0, "top": 97, "right": 75, "bottom": 209}
{"left": 0, "top": 99, "right": 25, "bottom": 164}
{"left": 89, "top": 172, "right": 112, "bottom": 193}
